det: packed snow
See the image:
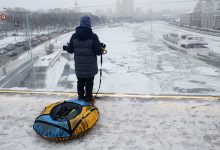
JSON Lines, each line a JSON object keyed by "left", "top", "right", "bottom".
{"left": 0, "top": 93, "right": 219, "bottom": 150}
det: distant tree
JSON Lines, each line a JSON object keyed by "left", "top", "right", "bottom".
{"left": 3, "top": 7, "right": 105, "bottom": 33}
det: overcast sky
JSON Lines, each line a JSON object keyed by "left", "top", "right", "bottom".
{"left": 0, "top": 0, "right": 197, "bottom": 12}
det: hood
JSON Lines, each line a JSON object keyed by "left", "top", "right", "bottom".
{"left": 79, "top": 15, "right": 91, "bottom": 28}
{"left": 75, "top": 26, "right": 93, "bottom": 41}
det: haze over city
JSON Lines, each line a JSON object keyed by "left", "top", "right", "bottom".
{"left": 0, "top": 0, "right": 197, "bottom": 12}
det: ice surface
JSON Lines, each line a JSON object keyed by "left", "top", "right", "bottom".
{"left": 195, "top": 67, "right": 219, "bottom": 76}
{"left": 91, "top": 22, "right": 220, "bottom": 95}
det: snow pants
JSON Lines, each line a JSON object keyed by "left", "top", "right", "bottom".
{"left": 77, "top": 76, "right": 94, "bottom": 100}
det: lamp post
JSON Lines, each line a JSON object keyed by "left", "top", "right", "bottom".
{"left": 3, "top": 8, "right": 8, "bottom": 36}
{"left": 26, "top": 12, "right": 36, "bottom": 88}
{"left": 149, "top": 2, "right": 154, "bottom": 94}
{"left": 150, "top": 3, "right": 153, "bottom": 39}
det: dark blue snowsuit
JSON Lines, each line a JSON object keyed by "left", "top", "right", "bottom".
{"left": 67, "top": 16, "right": 102, "bottom": 100}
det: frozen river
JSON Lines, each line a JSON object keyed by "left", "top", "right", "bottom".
{"left": 1, "top": 21, "right": 220, "bottom": 95}
{"left": 57, "top": 21, "right": 220, "bottom": 95}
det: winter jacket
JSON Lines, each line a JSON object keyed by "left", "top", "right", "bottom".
{"left": 67, "top": 26, "right": 102, "bottom": 78}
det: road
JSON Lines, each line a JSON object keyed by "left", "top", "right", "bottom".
{"left": 0, "top": 32, "right": 72, "bottom": 80}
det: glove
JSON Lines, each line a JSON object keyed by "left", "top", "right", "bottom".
{"left": 100, "top": 43, "right": 107, "bottom": 54}
{"left": 102, "top": 49, "right": 107, "bottom": 54}
{"left": 100, "top": 43, "right": 106, "bottom": 49}
{"left": 63, "top": 43, "right": 70, "bottom": 51}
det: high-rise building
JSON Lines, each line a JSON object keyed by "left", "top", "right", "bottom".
{"left": 74, "top": 0, "right": 80, "bottom": 13}
{"left": 180, "top": 12, "right": 193, "bottom": 27}
{"left": 191, "top": 0, "right": 203, "bottom": 27}
{"left": 179, "top": 0, "right": 219, "bottom": 30}
{"left": 116, "top": 0, "right": 134, "bottom": 18}
{"left": 201, "top": 0, "right": 214, "bottom": 29}
{"left": 214, "top": 0, "right": 220, "bottom": 29}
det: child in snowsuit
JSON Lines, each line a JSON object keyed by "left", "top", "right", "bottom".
{"left": 66, "top": 15, "right": 104, "bottom": 102}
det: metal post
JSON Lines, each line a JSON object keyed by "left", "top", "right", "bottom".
{"left": 3, "top": 8, "right": 7, "bottom": 36}
{"left": 3, "top": 20, "right": 6, "bottom": 36}
{"left": 150, "top": 2, "right": 153, "bottom": 94}
{"left": 14, "top": 29, "right": 16, "bottom": 41}
{"left": 3, "top": 67, "right": 6, "bottom": 76}
{"left": 26, "top": 13, "right": 36, "bottom": 88}
{"left": 150, "top": 3, "right": 153, "bottom": 39}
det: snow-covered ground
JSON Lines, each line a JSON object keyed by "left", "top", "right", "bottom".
{"left": 0, "top": 93, "right": 219, "bottom": 150}
{"left": 0, "top": 36, "right": 26, "bottom": 48}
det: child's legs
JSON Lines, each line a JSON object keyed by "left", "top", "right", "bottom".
{"left": 77, "top": 77, "right": 86, "bottom": 98}
{"left": 85, "top": 76, "right": 94, "bottom": 100}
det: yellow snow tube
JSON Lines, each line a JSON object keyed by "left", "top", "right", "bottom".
{"left": 33, "top": 99, "right": 99, "bottom": 142}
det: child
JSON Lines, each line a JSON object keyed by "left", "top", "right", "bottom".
{"left": 66, "top": 15, "right": 105, "bottom": 102}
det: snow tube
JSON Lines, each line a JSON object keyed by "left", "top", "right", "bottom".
{"left": 33, "top": 99, "right": 99, "bottom": 142}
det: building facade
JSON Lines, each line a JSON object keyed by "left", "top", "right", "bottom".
{"left": 74, "top": 0, "right": 80, "bottom": 13}
{"left": 179, "top": 0, "right": 220, "bottom": 30}
{"left": 116, "top": 0, "right": 134, "bottom": 18}
{"left": 180, "top": 12, "right": 192, "bottom": 27}
{"left": 201, "top": 0, "right": 215, "bottom": 29}
{"left": 191, "top": 0, "right": 203, "bottom": 27}
{"left": 214, "top": 0, "right": 220, "bottom": 29}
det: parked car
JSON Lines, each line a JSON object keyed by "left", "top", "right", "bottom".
{"left": 0, "top": 48, "right": 7, "bottom": 55}
{"left": 7, "top": 51, "right": 18, "bottom": 57}
{"left": 23, "top": 44, "right": 30, "bottom": 50}
{"left": 6, "top": 44, "right": 15, "bottom": 51}
{"left": 31, "top": 40, "right": 38, "bottom": 47}
{"left": 12, "top": 33, "right": 18, "bottom": 36}
{"left": 48, "top": 32, "right": 57, "bottom": 39}
{"left": 40, "top": 36, "right": 48, "bottom": 42}
{"left": 14, "top": 41, "right": 25, "bottom": 47}
{"left": 14, "top": 47, "right": 24, "bottom": 54}
{"left": 36, "top": 39, "right": 42, "bottom": 45}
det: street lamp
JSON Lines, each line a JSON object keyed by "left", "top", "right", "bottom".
{"left": 26, "top": 11, "right": 36, "bottom": 88}
{"left": 2, "top": 8, "right": 8, "bottom": 36}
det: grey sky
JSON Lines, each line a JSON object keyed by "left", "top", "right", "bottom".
{"left": 0, "top": 0, "right": 197, "bottom": 12}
